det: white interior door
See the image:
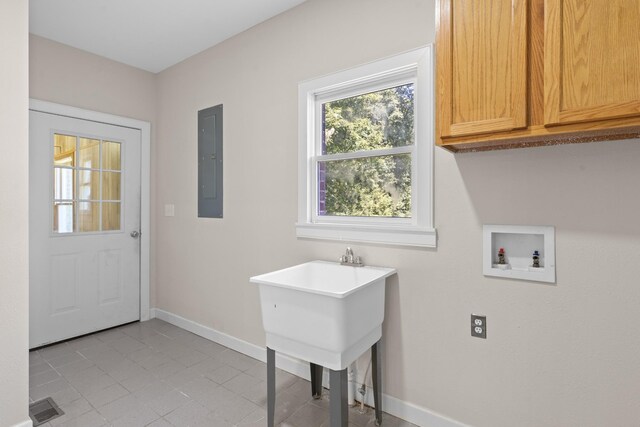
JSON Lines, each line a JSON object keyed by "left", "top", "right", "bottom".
{"left": 29, "top": 110, "right": 141, "bottom": 348}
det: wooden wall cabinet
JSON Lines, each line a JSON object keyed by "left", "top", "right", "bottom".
{"left": 437, "top": 0, "right": 528, "bottom": 138}
{"left": 437, "top": 0, "right": 640, "bottom": 152}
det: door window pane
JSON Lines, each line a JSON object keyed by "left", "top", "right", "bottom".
{"left": 53, "top": 202, "right": 75, "bottom": 233}
{"left": 102, "top": 202, "right": 121, "bottom": 231}
{"left": 77, "top": 169, "right": 99, "bottom": 201}
{"left": 54, "top": 134, "right": 76, "bottom": 166}
{"left": 54, "top": 167, "right": 74, "bottom": 200}
{"left": 102, "top": 141, "right": 121, "bottom": 170}
{"left": 78, "top": 202, "right": 100, "bottom": 232}
{"left": 78, "top": 138, "right": 100, "bottom": 169}
{"left": 102, "top": 172, "right": 121, "bottom": 201}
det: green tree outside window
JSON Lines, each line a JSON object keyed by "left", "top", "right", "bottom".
{"left": 320, "top": 84, "right": 414, "bottom": 218}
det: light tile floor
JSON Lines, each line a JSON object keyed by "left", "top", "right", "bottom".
{"left": 29, "top": 319, "right": 417, "bottom": 427}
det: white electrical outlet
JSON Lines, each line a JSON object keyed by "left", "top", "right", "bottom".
{"left": 164, "top": 204, "right": 175, "bottom": 217}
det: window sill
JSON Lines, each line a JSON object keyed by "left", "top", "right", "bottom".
{"left": 295, "top": 222, "right": 436, "bottom": 248}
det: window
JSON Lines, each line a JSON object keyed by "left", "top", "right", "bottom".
{"left": 53, "top": 133, "right": 122, "bottom": 234}
{"left": 296, "top": 46, "right": 435, "bottom": 247}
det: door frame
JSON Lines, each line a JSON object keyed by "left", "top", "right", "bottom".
{"left": 30, "top": 99, "right": 152, "bottom": 321}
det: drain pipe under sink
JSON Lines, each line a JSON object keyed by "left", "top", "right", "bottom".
{"left": 348, "top": 363, "right": 355, "bottom": 406}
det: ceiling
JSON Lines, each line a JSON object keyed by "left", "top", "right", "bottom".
{"left": 29, "top": 0, "right": 307, "bottom": 73}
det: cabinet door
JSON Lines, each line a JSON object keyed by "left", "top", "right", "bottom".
{"left": 437, "top": 0, "right": 528, "bottom": 139}
{"left": 545, "top": 0, "right": 640, "bottom": 125}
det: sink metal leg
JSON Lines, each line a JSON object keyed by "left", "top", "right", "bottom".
{"left": 267, "top": 347, "right": 275, "bottom": 427}
{"left": 329, "top": 368, "right": 348, "bottom": 427}
{"left": 310, "top": 363, "right": 323, "bottom": 399}
{"left": 372, "top": 340, "right": 382, "bottom": 425}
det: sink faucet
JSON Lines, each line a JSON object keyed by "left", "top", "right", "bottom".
{"left": 340, "top": 247, "right": 363, "bottom": 267}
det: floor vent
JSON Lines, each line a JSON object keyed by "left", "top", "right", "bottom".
{"left": 29, "top": 397, "right": 64, "bottom": 426}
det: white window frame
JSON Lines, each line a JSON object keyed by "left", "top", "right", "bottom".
{"left": 296, "top": 46, "right": 436, "bottom": 247}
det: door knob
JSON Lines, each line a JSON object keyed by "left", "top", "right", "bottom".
{"left": 130, "top": 230, "right": 140, "bottom": 238}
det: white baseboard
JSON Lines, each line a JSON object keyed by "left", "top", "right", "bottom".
{"left": 377, "top": 393, "right": 469, "bottom": 427}
{"left": 150, "top": 308, "right": 468, "bottom": 427}
{"left": 12, "top": 419, "right": 33, "bottom": 427}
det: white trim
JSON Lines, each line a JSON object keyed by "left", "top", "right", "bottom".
{"left": 315, "top": 70, "right": 417, "bottom": 104}
{"left": 378, "top": 394, "right": 470, "bottom": 427}
{"left": 30, "top": 99, "right": 151, "bottom": 321}
{"left": 297, "top": 46, "right": 436, "bottom": 248}
{"left": 296, "top": 223, "right": 436, "bottom": 247}
{"left": 11, "top": 420, "right": 33, "bottom": 427}
{"left": 151, "top": 308, "right": 467, "bottom": 427}
{"left": 317, "top": 145, "right": 413, "bottom": 162}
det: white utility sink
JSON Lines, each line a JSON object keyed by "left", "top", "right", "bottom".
{"left": 250, "top": 261, "right": 396, "bottom": 371}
